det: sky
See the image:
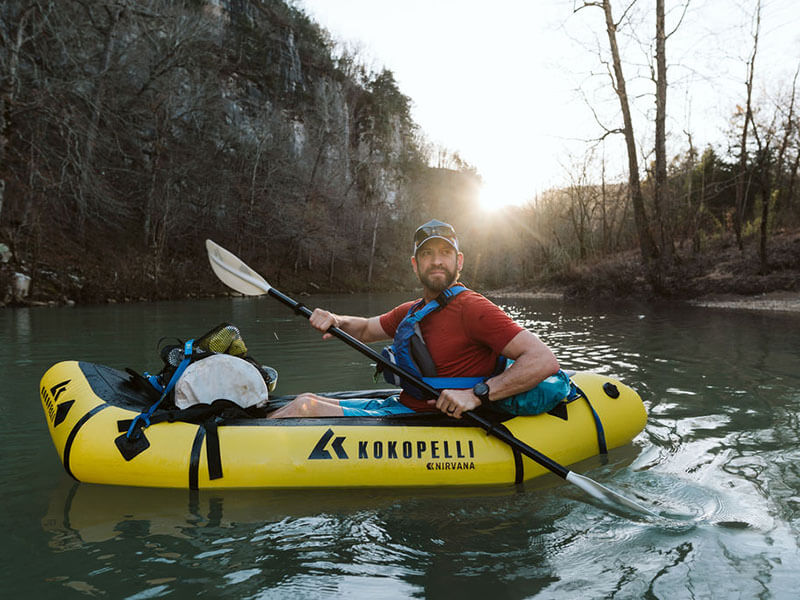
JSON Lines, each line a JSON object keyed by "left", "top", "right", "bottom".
{"left": 298, "top": 0, "right": 800, "bottom": 210}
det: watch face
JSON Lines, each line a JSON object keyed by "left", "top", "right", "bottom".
{"left": 474, "top": 382, "right": 489, "bottom": 399}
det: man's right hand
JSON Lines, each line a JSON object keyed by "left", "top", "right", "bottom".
{"left": 308, "top": 310, "right": 389, "bottom": 344}
{"left": 309, "top": 308, "right": 339, "bottom": 340}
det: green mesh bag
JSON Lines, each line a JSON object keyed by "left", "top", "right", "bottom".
{"left": 195, "top": 323, "right": 249, "bottom": 357}
{"left": 155, "top": 323, "right": 277, "bottom": 396}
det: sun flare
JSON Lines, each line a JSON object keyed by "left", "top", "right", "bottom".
{"left": 478, "top": 180, "right": 531, "bottom": 212}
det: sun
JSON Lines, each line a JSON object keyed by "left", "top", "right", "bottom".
{"left": 478, "top": 179, "right": 531, "bottom": 212}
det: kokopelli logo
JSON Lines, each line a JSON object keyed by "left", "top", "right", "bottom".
{"left": 308, "top": 428, "right": 348, "bottom": 460}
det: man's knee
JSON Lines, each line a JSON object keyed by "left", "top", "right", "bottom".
{"left": 288, "top": 393, "right": 338, "bottom": 417}
{"left": 292, "top": 393, "right": 319, "bottom": 413}
{"left": 292, "top": 393, "right": 310, "bottom": 404}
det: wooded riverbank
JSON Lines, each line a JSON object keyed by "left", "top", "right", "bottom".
{"left": 3, "top": 229, "right": 797, "bottom": 310}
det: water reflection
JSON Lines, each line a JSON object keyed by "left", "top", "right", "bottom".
{"left": 41, "top": 479, "right": 577, "bottom": 598}
{"left": 42, "top": 481, "right": 424, "bottom": 548}
{"left": 38, "top": 444, "right": 645, "bottom": 598}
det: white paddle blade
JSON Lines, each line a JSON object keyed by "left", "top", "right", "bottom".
{"left": 205, "top": 239, "right": 271, "bottom": 296}
{"left": 566, "top": 471, "right": 658, "bottom": 517}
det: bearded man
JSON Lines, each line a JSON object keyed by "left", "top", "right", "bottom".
{"left": 268, "top": 219, "right": 563, "bottom": 419}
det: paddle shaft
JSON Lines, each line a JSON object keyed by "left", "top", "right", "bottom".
{"left": 207, "top": 239, "right": 657, "bottom": 515}
{"left": 266, "top": 286, "right": 571, "bottom": 480}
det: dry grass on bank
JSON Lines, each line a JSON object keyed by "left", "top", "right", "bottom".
{"left": 492, "top": 231, "right": 800, "bottom": 311}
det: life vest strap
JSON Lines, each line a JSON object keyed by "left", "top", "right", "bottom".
{"left": 421, "top": 376, "right": 484, "bottom": 389}
{"left": 381, "top": 285, "right": 472, "bottom": 398}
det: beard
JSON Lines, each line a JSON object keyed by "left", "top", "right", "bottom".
{"left": 418, "top": 265, "right": 458, "bottom": 293}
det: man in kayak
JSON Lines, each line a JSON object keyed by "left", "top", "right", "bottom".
{"left": 268, "top": 219, "right": 562, "bottom": 419}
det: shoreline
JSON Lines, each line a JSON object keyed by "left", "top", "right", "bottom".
{"left": 5, "top": 287, "right": 800, "bottom": 315}
{"left": 485, "top": 290, "right": 563, "bottom": 301}
{"left": 486, "top": 288, "right": 800, "bottom": 314}
{"left": 686, "top": 290, "right": 800, "bottom": 313}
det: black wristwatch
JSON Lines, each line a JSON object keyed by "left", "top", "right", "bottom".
{"left": 473, "top": 381, "right": 491, "bottom": 405}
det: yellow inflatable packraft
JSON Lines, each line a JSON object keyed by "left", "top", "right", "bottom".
{"left": 40, "top": 360, "right": 647, "bottom": 489}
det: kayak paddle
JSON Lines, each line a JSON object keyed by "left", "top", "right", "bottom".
{"left": 206, "top": 239, "right": 657, "bottom": 517}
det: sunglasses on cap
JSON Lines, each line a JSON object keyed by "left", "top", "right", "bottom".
{"left": 413, "top": 220, "right": 459, "bottom": 254}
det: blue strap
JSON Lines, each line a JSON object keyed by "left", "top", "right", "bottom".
{"left": 440, "top": 284, "right": 466, "bottom": 300}
{"left": 422, "top": 376, "right": 484, "bottom": 390}
{"left": 405, "top": 285, "right": 467, "bottom": 325}
{"left": 566, "top": 381, "right": 581, "bottom": 401}
{"left": 126, "top": 339, "right": 194, "bottom": 439}
{"left": 384, "top": 285, "right": 471, "bottom": 398}
{"left": 145, "top": 373, "right": 164, "bottom": 393}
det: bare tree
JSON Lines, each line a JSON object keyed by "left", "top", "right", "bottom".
{"left": 787, "top": 117, "right": 800, "bottom": 215}
{"left": 732, "top": 0, "right": 761, "bottom": 252}
{"left": 562, "top": 150, "right": 600, "bottom": 260}
{"left": 653, "top": 0, "right": 669, "bottom": 262}
{"left": 755, "top": 64, "right": 799, "bottom": 271}
{"left": 652, "top": 0, "right": 689, "bottom": 265}
{"left": 0, "top": 4, "right": 36, "bottom": 226}
{"left": 576, "top": 0, "right": 660, "bottom": 288}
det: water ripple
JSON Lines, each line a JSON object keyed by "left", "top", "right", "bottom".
{"left": 6, "top": 298, "right": 800, "bottom": 598}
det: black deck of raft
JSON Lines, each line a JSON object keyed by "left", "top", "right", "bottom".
{"left": 79, "top": 362, "right": 515, "bottom": 428}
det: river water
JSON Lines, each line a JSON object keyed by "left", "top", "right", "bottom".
{"left": 1, "top": 293, "right": 799, "bottom": 599}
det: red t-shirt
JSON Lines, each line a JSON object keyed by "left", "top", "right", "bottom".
{"left": 378, "top": 289, "right": 524, "bottom": 411}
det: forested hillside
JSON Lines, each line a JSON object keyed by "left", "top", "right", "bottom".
{"left": 1, "top": 0, "right": 483, "bottom": 304}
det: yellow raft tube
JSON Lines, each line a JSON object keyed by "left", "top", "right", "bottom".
{"left": 40, "top": 360, "right": 647, "bottom": 489}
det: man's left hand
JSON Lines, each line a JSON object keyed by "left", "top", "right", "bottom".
{"left": 429, "top": 388, "right": 480, "bottom": 419}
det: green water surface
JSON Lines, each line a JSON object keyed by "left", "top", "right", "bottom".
{"left": 1, "top": 294, "right": 799, "bottom": 598}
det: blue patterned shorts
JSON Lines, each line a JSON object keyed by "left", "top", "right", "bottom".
{"left": 338, "top": 395, "right": 415, "bottom": 417}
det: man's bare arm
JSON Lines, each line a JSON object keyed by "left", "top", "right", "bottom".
{"left": 483, "top": 330, "right": 560, "bottom": 401}
{"left": 432, "top": 330, "right": 560, "bottom": 418}
{"left": 308, "top": 309, "right": 390, "bottom": 343}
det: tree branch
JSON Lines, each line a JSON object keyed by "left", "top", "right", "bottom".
{"left": 666, "top": 0, "right": 691, "bottom": 39}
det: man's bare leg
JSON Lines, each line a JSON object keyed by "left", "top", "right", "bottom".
{"left": 267, "top": 393, "right": 345, "bottom": 418}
